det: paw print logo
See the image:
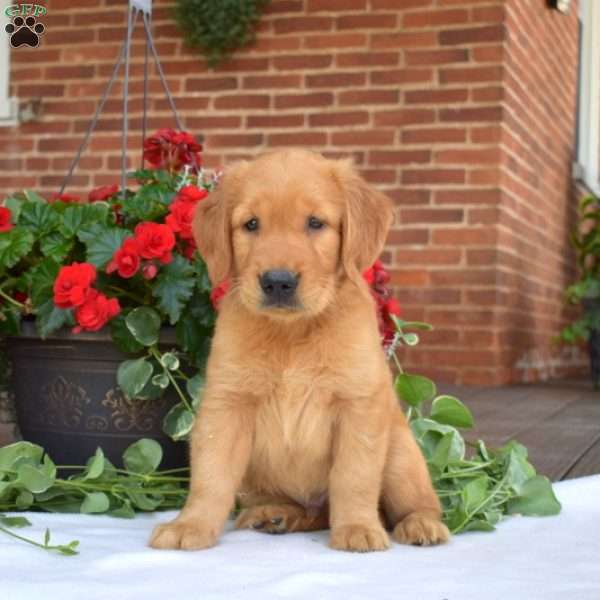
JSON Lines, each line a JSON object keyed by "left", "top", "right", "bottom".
{"left": 5, "top": 15, "right": 45, "bottom": 48}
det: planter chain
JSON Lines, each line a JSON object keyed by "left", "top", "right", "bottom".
{"left": 59, "top": 0, "right": 185, "bottom": 200}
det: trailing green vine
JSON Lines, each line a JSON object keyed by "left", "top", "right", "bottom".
{"left": 174, "top": 0, "right": 272, "bottom": 68}
{"left": 0, "top": 320, "right": 562, "bottom": 555}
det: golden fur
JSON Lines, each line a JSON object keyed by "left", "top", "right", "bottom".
{"left": 149, "top": 149, "right": 449, "bottom": 552}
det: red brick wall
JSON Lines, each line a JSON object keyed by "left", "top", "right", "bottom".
{"left": 0, "top": 0, "right": 587, "bottom": 384}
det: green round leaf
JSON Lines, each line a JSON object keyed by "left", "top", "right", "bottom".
{"left": 163, "top": 402, "right": 195, "bottom": 441}
{"left": 160, "top": 352, "right": 180, "bottom": 371}
{"left": 507, "top": 476, "right": 561, "bottom": 516}
{"left": 110, "top": 314, "right": 145, "bottom": 354}
{"left": 117, "top": 358, "right": 153, "bottom": 399}
{"left": 186, "top": 373, "right": 205, "bottom": 409}
{"left": 16, "top": 464, "right": 54, "bottom": 493}
{"left": 430, "top": 395, "right": 474, "bottom": 429}
{"left": 80, "top": 492, "right": 110, "bottom": 514}
{"left": 395, "top": 373, "right": 437, "bottom": 408}
{"left": 84, "top": 448, "right": 105, "bottom": 480}
{"left": 123, "top": 438, "right": 163, "bottom": 474}
{"left": 125, "top": 307, "right": 161, "bottom": 347}
{"left": 152, "top": 373, "right": 170, "bottom": 389}
{"left": 402, "top": 332, "right": 419, "bottom": 346}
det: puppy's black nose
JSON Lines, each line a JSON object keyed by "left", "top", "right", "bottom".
{"left": 260, "top": 270, "right": 299, "bottom": 305}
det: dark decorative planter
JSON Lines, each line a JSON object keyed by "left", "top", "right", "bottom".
{"left": 8, "top": 322, "right": 188, "bottom": 469}
{"left": 583, "top": 299, "right": 600, "bottom": 390}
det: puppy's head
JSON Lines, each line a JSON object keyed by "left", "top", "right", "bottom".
{"left": 193, "top": 149, "right": 393, "bottom": 320}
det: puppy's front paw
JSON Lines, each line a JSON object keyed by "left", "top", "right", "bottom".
{"left": 393, "top": 512, "right": 449, "bottom": 546}
{"left": 149, "top": 518, "right": 218, "bottom": 551}
{"left": 329, "top": 524, "right": 390, "bottom": 553}
{"left": 235, "top": 504, "right": 304, "bottom": 534}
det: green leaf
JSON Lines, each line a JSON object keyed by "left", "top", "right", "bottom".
{"left": 0, "top": 227, "right": 34, "bottom": 269}
{"left": 4, "top": 196, "right": 23, "bottom": 222}
{"left": 152, "top": 254, "right": 196, "bottom": 324}
{"left": 0, "top": 515, "right": 31, "bottom": 528}
{"left": 507, "top": 476, "right": 562, "bottom": 516}
{"left": 176, "top": 291, "right": 214, "bottom": 368}
{"left": 17, "top": 464, "right": 54, "bottom": 493}
{"left": 152, "top": 373, "right": 169, "bottom": 389}
{"left": 0, "top": 441, "right": 44, "bottom": 473}
{"left": 117, "top": 358, "right": 153, "bottom": 399}
{"left": 504, "top": 448, "right": 536, "bottom": 491}
{"left": 125, "top": 307, "right": 161, "bottom": 346}
{"left": 0, "top": 307, "right": 21, "bottom": 336}
{"left": 35, "top": 299, "right": 73, "bottom": 339}
{"left": 81, "top": 227, "right": 129, "bottom": 268}
{"left": 163, "top": 402, "right": 195, "bottom": 441}
{"left": 160, "top": 352, "right": 180, "bottom": 371}
{"left": 23, "top": 190, "right": 46, "bottom": 204}
{"left": 109, "top": 500, "right": 136, "bottom": 519}
{"left": 122, "top": 438, "right": 163, "bottom": 474}
{"left": 39, "top": 232, "right": 74, "bottom": 262}
{"left": 430, "top": 395, "right": 474, "bottom": 429}
{"left": 19, "top": 202, "right": 59, "bottom": 235}
{"left": 462, "top": 519, "right": 495, "bottom": 533}
{"left": 186, "top": 373, "right": 205, "bottom": 407}
{"left": 83, "top": 448, "right": 105, "bottom": 480}
{"left": 63, "top": 204, "right": 109, "bottom": 238}
{"left": 109, "top": 313, "right": 145, "bottom": 354}
{"left": 391, "top": 317, "right": 433, "bottom": 331}
{"left": 395, "top": 373, "right": 437, "bottom": 408}
{"left": 121, "top": 183, "right": 173, "bottom": 222}
{"left": 15, "top": 490, "right": 34, "bottom": 509}
{"left": 411, "top": 418, "right": 465, "bottom": 463}
{"left": 401, "top": 332, "right": 419, "bottom": 346}
{"left": 80, "top": 492, "right": 110, "bottom": 514}
{"left": 462, "top": 476, "right": 489, "bottom": 514}
{"left": 29, "top": 257, "right": 60, "bottom": 306}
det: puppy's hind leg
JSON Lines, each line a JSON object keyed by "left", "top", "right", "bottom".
{"left": 382, "top": 409, "right": 450, "bottom": 546}
{"left": 235, "top": 493, "right": 329, "bottom": 534}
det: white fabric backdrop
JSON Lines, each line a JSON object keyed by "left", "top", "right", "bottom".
{"left": 1, "top": 474, "right": 599, "bottom": 600}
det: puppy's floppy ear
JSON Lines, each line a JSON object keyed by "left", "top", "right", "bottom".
{"left": 332, "top": 159, "right": 394, "bottom": 280}
{"left": 192, "top": 161, "right": 248, "bottom": 286}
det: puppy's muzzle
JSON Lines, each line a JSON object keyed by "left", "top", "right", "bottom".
{"left": 259, "top": 270, "right": 299, "bottom": 307}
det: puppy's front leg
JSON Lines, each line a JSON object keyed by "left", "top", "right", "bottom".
{"left": 150, "top": 399, "right": 255, "bottom": 550}
{"left": 329, "top": 399, "right": 391, "bottom": 552}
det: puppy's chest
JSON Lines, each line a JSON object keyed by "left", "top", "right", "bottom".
{"left": 247, "top": 367, "right": 335, "bottom": 494}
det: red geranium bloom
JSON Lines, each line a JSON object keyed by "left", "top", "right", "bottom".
{"left": 73, "top": 289, "right": 120, "bottom": 333}
{"left": 143, "top": 129, "right": 202, "bottom": 172}
{"left": 134, "top": 222, "right": 175, "bottom": 264}
{"left": 106, "top": 238, "right": 141, "bottom": 279}
{"left": 53, "top": 262, "right": 97, "bottom": 309}
{"left": 89, "top": 184, "right": 119, "bottom": 203}
{"left": 210, "top": 280, "right": 230, "bottom": 310}
{"left": 0, "top": 206, "right": 13, "bottom": 232}
{"left": 166, "top": 199, "right": 196, "bottom": 240}
{"left": 176, "top": 184, "right": 208, "bottom": 204}
{"left": 50, "top": 193, "right": 80, "bottom": 204}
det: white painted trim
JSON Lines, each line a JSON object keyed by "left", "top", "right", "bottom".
{"left": 0, "top": 9, "right": 18, "bottom": 127}
{"left": 576, "top": 0, "right": 600, "bottom": 196}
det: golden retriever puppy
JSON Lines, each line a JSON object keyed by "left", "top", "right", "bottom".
{"left": 149, "top": 149, "right": 449, "bottom": 552}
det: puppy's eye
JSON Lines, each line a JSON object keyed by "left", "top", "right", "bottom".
{"left": 244, "top": 218, "right": 259, "bottom": 232}
{"left": 307, "top": 216, "right": 324, "bottom": 230}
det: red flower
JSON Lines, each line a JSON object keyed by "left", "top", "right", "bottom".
{"left": 142, "top": 263, "right": 158, "bottom": 280}
{"left": 106, "top": 238, "right": 141, "bottom": 279}
{"left": 0, "top": 207, "right": 13, "bottom": 232}
{"left": 50, "top": 193, "right": 80, "bottom": 204}
{"left": 143, "top": 129, "right": 202, "bottom": 172}
{"left": 210, "top": 280, "right": 230, "bottom": 310}
{"left": 73, "top": 289, "right": 120, "bottom": 333}
{"left": 89, "top": 184, "right": 119, "bottom": 203}
{"left": 134, "top": 222, "right": 175, "bottom": 264}
{"left": 166, "top": 199, "right": 196, "bottom": 240}
{"left": 176, "top": 185, "right": 208, "bottom": 204}
{"left": 53, "top": 262, "right": 97, "bottom": 309}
